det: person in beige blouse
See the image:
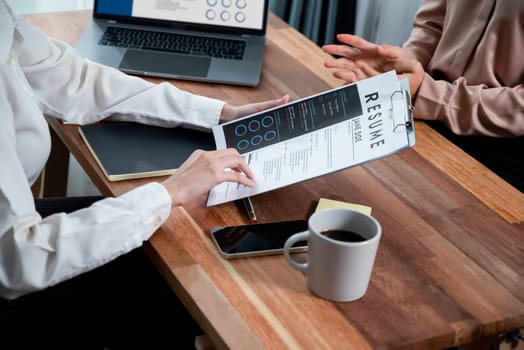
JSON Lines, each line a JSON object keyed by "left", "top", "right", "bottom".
{"left": 322, "top": 0, "right": 524, "bottom": 192}
{"left": 324, "top": 1, "right": 524, "bottom": 347}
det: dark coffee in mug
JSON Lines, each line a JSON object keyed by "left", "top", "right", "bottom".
{"left": 320, "top": 229, "right": 367, "bottom": 242}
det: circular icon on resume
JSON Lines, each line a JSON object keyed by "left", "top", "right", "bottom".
{"left": 207, "top": 0, "right": 217, "bottom": 6}
{"left": 261, "top": 115, "right": 274, "bottom": 127}
{"left": 250, "top": 135, "right": 263, "bottom": 146}
{"left": 234, "top": 124, "right": 247, "bottom": 136}
{"left": 236, "top": 0, "right": 247, "bottom": 9}
{"left": 220, "top": 10, "right": 231, "bottom": 22}
{"left": 264, "top": 130, "right": 277, "bottom": 141}
{"left": 222, "top": 0, "right": 232, "bottom": 7}
{"left": 248, "top": 120, "right": 261, "bottom": 132}
{"left": 235, "top": 11, "right": 246, "bottom": 23}
{"left": 237, "top": 139, "right": 249, "bottom": 150}
{"left": 206, "top": 9, "right": 216, "bottom": 20}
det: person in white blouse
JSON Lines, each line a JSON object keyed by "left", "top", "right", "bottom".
{"left": 0, "top": 1, "right": 289, "bottom": 348}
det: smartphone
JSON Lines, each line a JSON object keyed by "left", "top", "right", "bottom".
{"left": 210, "top": 219, "right": 308, "bottom": 259}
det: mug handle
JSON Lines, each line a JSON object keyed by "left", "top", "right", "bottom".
{"left": 283, "top": 231, "right": 309, "bottom": 272}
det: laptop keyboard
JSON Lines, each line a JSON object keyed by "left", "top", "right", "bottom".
{"left": 99, "top": 27, "right": 246, "bottom": 60}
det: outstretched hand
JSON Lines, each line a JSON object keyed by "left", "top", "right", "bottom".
{"left": 162, "top": 148, "right": 255, "bottom": 207}
{"left": 220, "top": 95, "right": 290, "bottom": 124}
{"left": 323, "top": 34, "right": 399, "bottom": 82}
{"left": 323, "top": 34, "right": 424, "bottom": 97}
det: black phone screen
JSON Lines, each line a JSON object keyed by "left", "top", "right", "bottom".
{"left": 211, "top": 220, "right": 308, "bottom": 257}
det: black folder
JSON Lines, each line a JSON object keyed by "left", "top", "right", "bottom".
{"left": 79, "top": 122, "right": 215, "bottom": 181}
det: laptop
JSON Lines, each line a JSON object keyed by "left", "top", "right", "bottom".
{"left": 75, "top": 0, "right": 269, "bottom": 86}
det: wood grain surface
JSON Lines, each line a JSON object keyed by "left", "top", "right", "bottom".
{"left": 28, "top": 10, "right": 524, "bottom": 350}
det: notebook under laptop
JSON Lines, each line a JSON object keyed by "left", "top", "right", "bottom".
{"left": 75, "top": 0, "right": 269, "bottom": 86}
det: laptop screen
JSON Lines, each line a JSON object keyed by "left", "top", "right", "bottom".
{"left": 95, "top": 0, "right": 266, "bottom": 31}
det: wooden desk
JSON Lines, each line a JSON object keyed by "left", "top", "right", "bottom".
{"left": 28, "top": 10, "right": 524, "bottom": 350}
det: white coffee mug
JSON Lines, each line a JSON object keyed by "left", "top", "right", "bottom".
{"left": 284, "top": 208, "right": 381, "bottom": 302}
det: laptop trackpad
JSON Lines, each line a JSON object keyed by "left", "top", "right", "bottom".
{"left": 119, "top": 50, "right": 210, "bottom": 77}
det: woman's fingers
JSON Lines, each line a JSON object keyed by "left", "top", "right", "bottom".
{"left": 324, "top": 57, "right": 359, "bottom": 70}
{"left": 163, "top": 148, "right": 256, "bottom": 206}
{"left": 246, "top": 95, "right": 290, "bottom": 114}
{"left": 215, "top": 148, "right": 255, "bottom": 180}
{"left": 220, "top": 95, "right": 290, "bottom": 123}
{"left": 323, "top": 43, "right": 361, "bottom": 59}
{"left": 335, "top": 34, "right": 377, "bottom": 51}
{"left": 332, "top": 70, "right": 359, "bottom": 84}
{"left": 356, "top": 61, "right": 381, "bottom": 77}
{"left": 377, "top": 44, "right": 403, "bottom": 60}
{"left": 324, "top": 34, "right": 401, "bottom": 83}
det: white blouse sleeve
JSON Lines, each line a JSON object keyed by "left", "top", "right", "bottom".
{"left": 0, "top": 124, "right": 172, "bottom": 299}
{"left": 15, "top": 16, "right": 225, "bottom": 130}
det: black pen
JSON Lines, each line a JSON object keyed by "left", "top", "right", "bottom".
{"left": 242, "top": 197, "right": 258, "bottom": 223}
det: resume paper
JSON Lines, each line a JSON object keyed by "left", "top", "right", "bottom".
{"left": 207, "top": 70, "right": 415, "bottom": 206}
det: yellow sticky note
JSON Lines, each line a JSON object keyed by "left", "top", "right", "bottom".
{"left": 315, "top": 198, "right": 372, "bottom": 215}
